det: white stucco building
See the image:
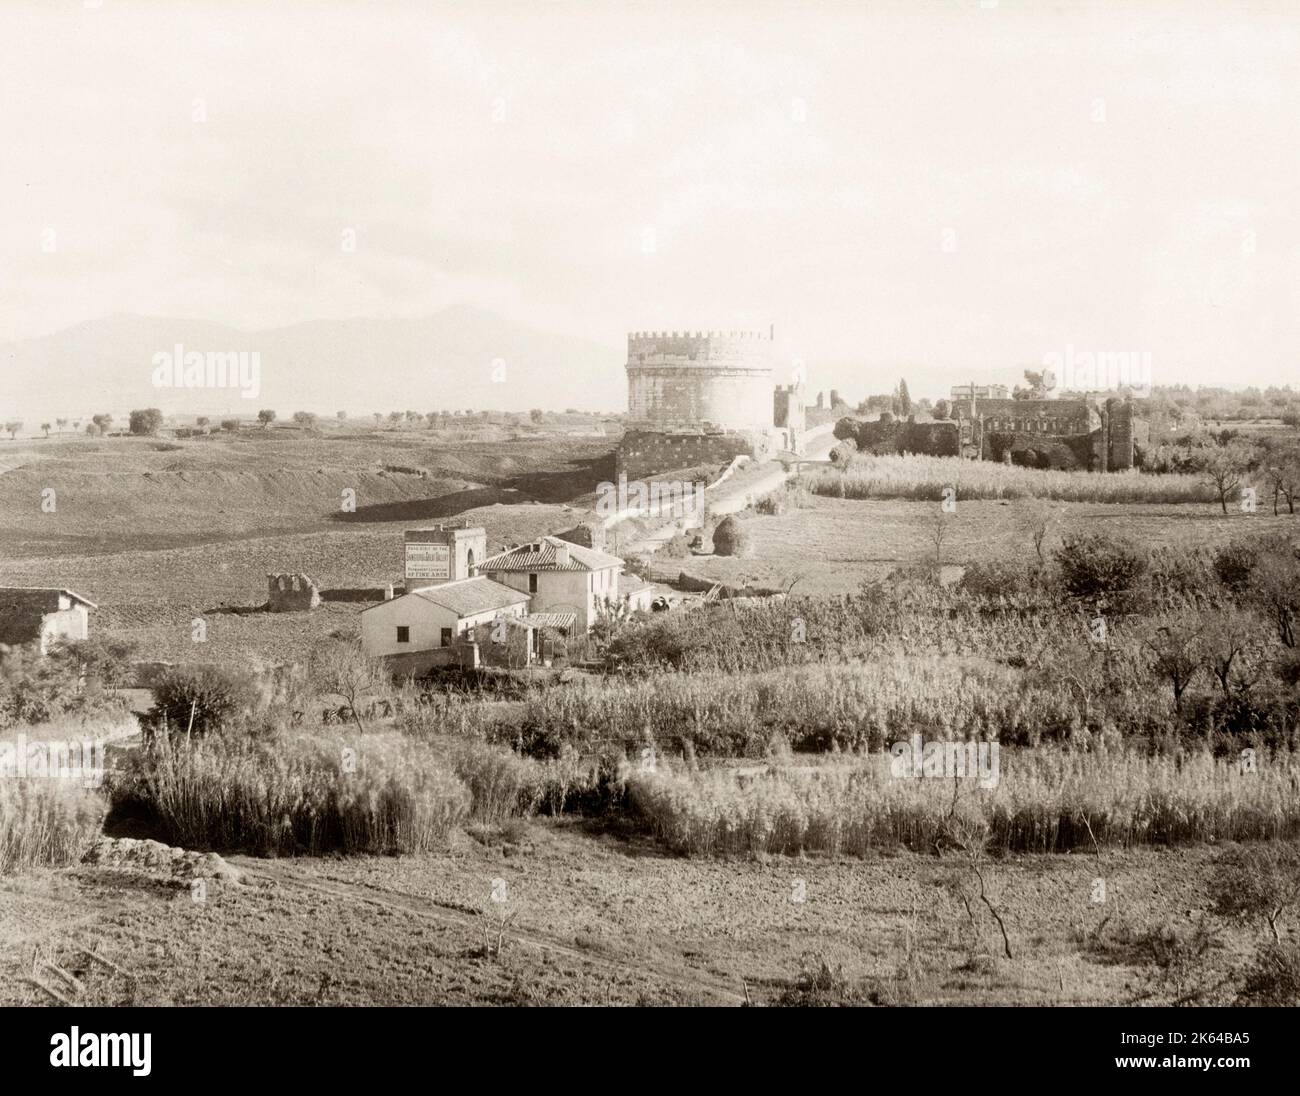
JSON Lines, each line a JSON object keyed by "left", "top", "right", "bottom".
{"left": 475, "top": 537, "right": 626, "bottom": 634}
{"left": 360, "top": 576, "right": 529, "bottom": 659}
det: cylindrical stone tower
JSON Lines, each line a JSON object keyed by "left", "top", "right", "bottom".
{"left": 625, "top": 329, "right": 775, "bottom": 431}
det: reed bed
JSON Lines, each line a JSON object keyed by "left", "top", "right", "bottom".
{"left": 0, "top": 778, "right": 107, "bottom": 874}
{"left": 803, "top": 454, "right": 1215, "bottom": 504}
{"left": 0, "top": 716, "right": 128, "bottom": 874}
{"left": 114, "top": 731, "right": 471, "bottom": 856}
{"left": 440, "top": 654, "right": 1141, "bottom": 757}
{"left": 627, "top": 747, "right": 1300, "bottom": 856}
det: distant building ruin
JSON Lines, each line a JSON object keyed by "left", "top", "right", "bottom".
{"left": 951, "top": 395, "right": 1149, "bottom": 471}
{"left": 267, "top": 572, "right": 321, "bottom": 612}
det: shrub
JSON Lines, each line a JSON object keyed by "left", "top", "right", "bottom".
{"left": 128, "top": 408, "right": 164, "bottom": 436}
{"left": 0, "top": 643, "right": 128, "bottom": 730}
{"left": 1214, "top": 536, "right": 1261, "bottom": 591}
{"left": 1211, "top": 843, "right": 1300, "bottom": 942}
{"left": 1054, "top": 532, "right": 1147, "bottom": 601}
{"left": 1236, "top": 942, "right": 1300, "bottom": 1005}
{"left": 660, "top": 532, "right": 693, "bottom": 558}
{"left": 148, "top": 664, "right": 260, "bottom": 737}
{"left": 955, "top": 561, "right": 1034, "bottom": 600}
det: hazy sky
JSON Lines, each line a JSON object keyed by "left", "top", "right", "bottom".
{"left": 1, "top": 0, "right": 1297, "bottom": 393}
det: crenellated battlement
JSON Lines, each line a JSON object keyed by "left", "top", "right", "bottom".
{"left": 625, "top": 325, "right": 776, "bottom": 431}
{"left": 628, "top": 329, "right": 773, "bottom": 343}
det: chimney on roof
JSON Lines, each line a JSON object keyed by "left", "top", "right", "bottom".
{"left": 555, "top": 542, "right": 570, "bottom": 567}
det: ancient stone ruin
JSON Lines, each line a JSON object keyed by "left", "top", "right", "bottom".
{"left": 267, "top": 572, "right": 321, "bottom": 612}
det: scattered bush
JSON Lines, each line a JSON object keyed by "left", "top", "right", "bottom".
{"left": 147, "top": 664, "right": 260, "bottom": 737}
{"left": 1054, "top": 531, "right": 1147, "bottom": 601}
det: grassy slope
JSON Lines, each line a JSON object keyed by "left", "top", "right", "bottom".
{"left": 0, "top": 430, "right": 613, "bottom": 663}
{"left": 0, "top": 430, "right": 615, "bottom": 557}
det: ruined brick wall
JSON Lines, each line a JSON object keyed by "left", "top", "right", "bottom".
{"left": 625, "top": 330, "right": 774, "bottom": 432}
{"left": 1106, "top": 399, "right": 1144, "bottom": 470}
{"left": 954, "top": 398, "right": 1096, "bottom": 436}
{"left": 615, "top": 429, "right": 765, "bottom": 480}
{"left": 267, "top": 572, "right": 321, "bottom": 612}
{"left": 987, "top": 431, "right": 1094, "bottom": 470}
{"left": 773, "top": 383, "right": 805, "bottom": 431}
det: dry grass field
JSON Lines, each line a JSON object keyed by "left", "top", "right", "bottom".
{"left": 671, "top": 493, "right": 1299, "bottom": 594}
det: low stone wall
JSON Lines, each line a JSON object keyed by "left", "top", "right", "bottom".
{"left": 615, "top": 429, "right": 766, "bottom": 480}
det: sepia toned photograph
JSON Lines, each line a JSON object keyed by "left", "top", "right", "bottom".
{"left": 1, "top": 0, "right": 1296, "bottom": 1068}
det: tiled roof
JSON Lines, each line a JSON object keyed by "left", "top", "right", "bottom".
{"left": 521, "top": 612, "right": 578, "bottom": 632}
{"left": 0, "top": 588, "right": 97, "bottom": 646}
{"left": 365, "top": 577, "right": 529, "bottom": 618}
{"left": 0, "top": 587, "right": 97, "bottom": 609}
{"left": 478, "top": 536, "right": 623, "bottom": 574}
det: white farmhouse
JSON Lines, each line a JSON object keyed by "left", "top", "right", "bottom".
{"left": 0, "top": 587, "right": 96, "bottom": 655}
{"left": 476, "top": 537, "right": 625, "bottom": 633}
{"left": 360, "top": 576, "right": 529, "bottom": 659}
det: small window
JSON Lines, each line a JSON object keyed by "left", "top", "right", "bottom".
{"left": 529, "top": 573, "right": 538, "bottom": 593}
{"left": 396, "top": 626, "right": 410, "bottom": 644}
{"left": 440, "top": 627, "right": 453, "bottom": 647}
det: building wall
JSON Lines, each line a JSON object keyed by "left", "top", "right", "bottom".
{"left": 952, "top": 396, "right": 1147, "bottom": 471}
{"left": 38, "top": 607, "right": 89, "bottom": 654}
{"left": 955, "top": 398, "right": 1097, "bottom": 436}
{"left": 1105, "top": 399, "right": 1145, "bottom": 470}
{"left": 625, "top": 331, "right": 774, "bottom": 431}
{"left": 362, "top": 596, "right": 527, "bottom": 658}
{"left": 486, "top": 566, "right": 618, "bottom": 633}
{"left": 0, "top": 591, "right": 90, "bottom": 651}
{"left": 403, "top": 527, "right": 486, "bottom": 588}
{"left": 615, "top": 428, "right": 767, "bottom": 480}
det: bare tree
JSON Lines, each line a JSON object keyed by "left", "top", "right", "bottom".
{"left": 1143, "top": 619, "right": 1203, "bottom": 710}
{"left": 309, "top": 641, "right": 383, "bottom": 734}
{"left": 1264, "top": 448, "right": 1300, "bottom": 515}
{"left": 1197, "top": 441, "right": 1255, "bottom": 515}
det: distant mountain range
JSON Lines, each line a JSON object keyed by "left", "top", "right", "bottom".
{"left": 0, "top": 307, "right": 625, "bottom": 422}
